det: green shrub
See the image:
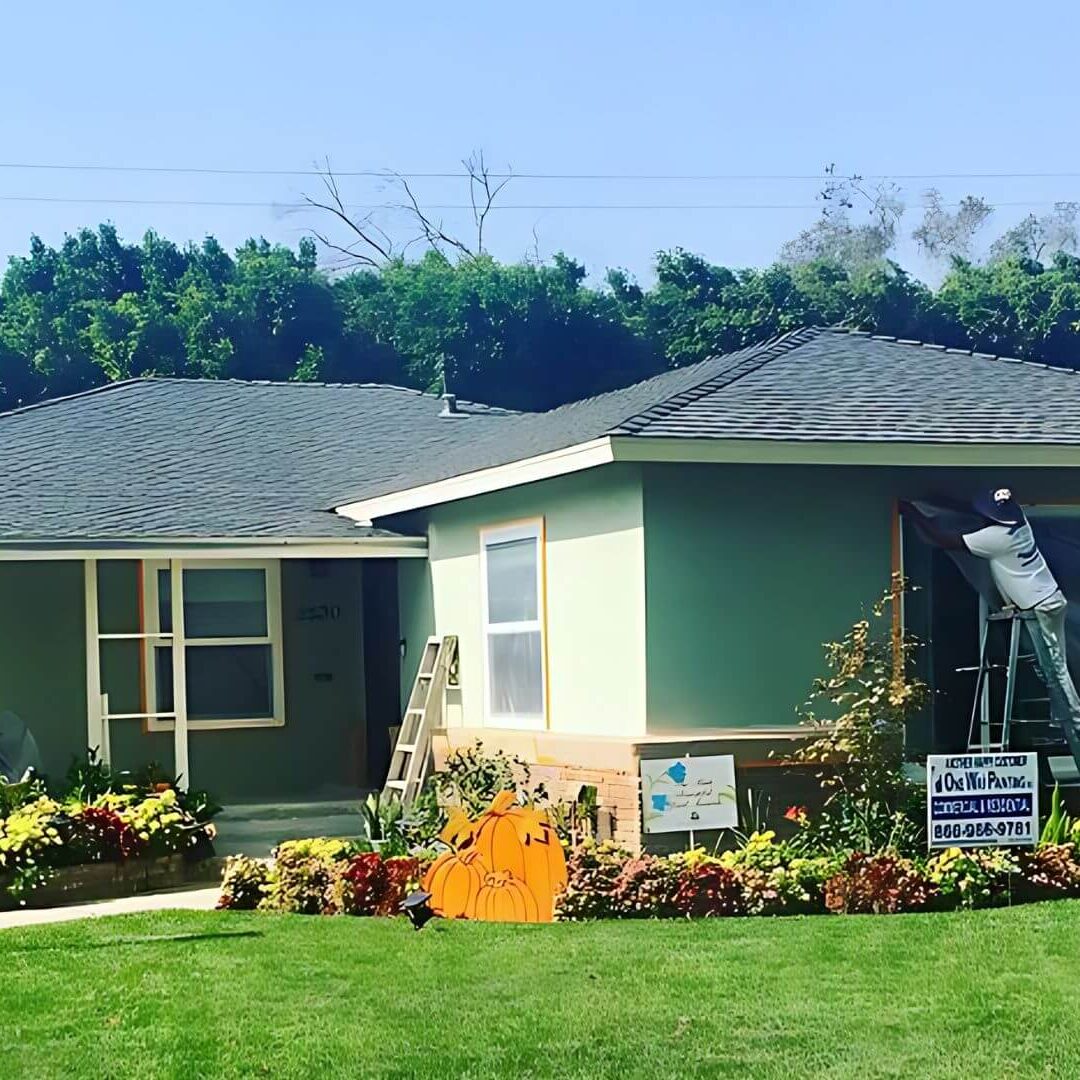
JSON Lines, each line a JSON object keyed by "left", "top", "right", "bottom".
{"left": 260, "top": 855, "right": 338, "bottom": 915}
{"left": 925, "top": 847, "right": 1018, "bottom": 909}
{"left": 217, "top": 856, "right": 271, "bottom": 910}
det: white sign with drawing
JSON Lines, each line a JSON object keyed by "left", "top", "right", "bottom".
{"left": 640, "top": 754, "right": 738, "bottom": 834}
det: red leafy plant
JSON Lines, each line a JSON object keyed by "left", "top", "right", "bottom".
{"left": 824, "top": 852, "right": 935, "bottom": 914}
{"left": 74, "top": 806, "right": 142, "bottom": 861}
{"left": 333, "top": 854, "right": 420, "bottom": 917}
{"left": 555, "top": 841, "right": 628, "bottom": 920}
{"left": 674, "top": 864, "right": 745, "bottom": 917}
{"left": 611, "top": 855, "right": 682, "bottom": 918}
{"left": 1017, "top": 845, "right": 1080, "bottom": 902}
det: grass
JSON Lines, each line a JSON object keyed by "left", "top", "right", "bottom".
{"left": 2, "top": 903, "right": 1079, "bottom": 1079}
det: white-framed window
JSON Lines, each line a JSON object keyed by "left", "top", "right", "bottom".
{"left": 142, "top": 559, "right": 285, "bottom": 730}
{"left": 480, "top": 519, "right": 547, "bottom": 729}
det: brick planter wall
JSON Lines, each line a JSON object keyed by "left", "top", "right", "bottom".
{"left": 434, "top": 726, "right": 825, "bottom": 855}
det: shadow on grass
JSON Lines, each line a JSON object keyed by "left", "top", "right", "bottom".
{"left": 6, "top": 929, "right": 264, "bottom": 952}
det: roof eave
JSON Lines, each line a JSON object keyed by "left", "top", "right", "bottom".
{"left": 0, "top": 535, "right": 428, "bottom": 560}
{"left": 334, "top": 433, "right": 1080, "bottom": 523}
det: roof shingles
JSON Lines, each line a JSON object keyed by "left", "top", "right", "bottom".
{"left": 4, "top": 327, "right": 1080, "bottom": 541}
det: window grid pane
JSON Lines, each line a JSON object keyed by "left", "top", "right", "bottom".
{"left": 485, "top": 537, "right": 539, "bottom": 625}
{"left": 158, "top": 568, "right": 268, "bottom": 639}
{"left": 155, "top": 644, "right": 274, "bottom": 722}
{"left": 487, "top": 631, "right": 543, "bottom": 717}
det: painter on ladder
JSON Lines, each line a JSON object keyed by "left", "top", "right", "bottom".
{"left": 901, "top": 487, "right": 1080, "bottom": 770}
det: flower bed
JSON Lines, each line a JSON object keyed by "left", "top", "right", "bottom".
{"left": 0, "top": 760, "right": 219, "bottom": 905}
{"left": 217, "top": 839, "right": 426, "bottom": 916}
{"left": 552, "top": 832, "right": 1080, "bottom": 919}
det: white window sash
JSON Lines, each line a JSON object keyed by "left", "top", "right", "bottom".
{"left": 480, "top": 520, "right": 547, "bottom": 730}
{"left": 142, "top": 558, "right": 285, "bottom": 731}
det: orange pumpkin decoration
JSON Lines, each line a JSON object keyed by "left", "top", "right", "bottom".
{"left": 470, "top": 791, "right": 529, "bottom": 880}
{"left": 467, "top": 791, "right": 568, "bottom": 922}
{"left": 519, "top": 831, "right": 568, "bottom": 922}
{"left": 475, "top": 870, "right": 540, "bottom": 923}
{"left": 423, "top": 848, "right": 485, "bottom": 919}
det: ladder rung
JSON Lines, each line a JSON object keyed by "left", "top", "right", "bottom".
{"left": 396, "top": 743, "right": 417, "bottom": 754}
{"left": 384, "top": 780, "right": 407, "bottom": 791}
{"left": 405, "top": 708, "right": 424, "bottom": 716}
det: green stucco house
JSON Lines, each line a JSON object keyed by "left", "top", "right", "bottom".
{"left": 4, "top": 325, "right": 1080, "bottom": 849}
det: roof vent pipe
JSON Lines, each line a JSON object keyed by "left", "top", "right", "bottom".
{"left": 439, "top": 393, "right": 461, "bottom": 418}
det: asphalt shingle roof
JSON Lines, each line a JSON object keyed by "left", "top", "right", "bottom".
{"left": 336, "top": 326, "right": 1080, "bottom": 507}
{"left": 0, "top": 379, "right": 515, "bottom": 540}
{"left": 6, "top": 325, "right": 1080, "bottom": 541}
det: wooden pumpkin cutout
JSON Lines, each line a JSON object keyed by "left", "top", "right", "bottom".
{"left": 520, "top": 831, "right": 568, "bottom": 922}
{"left": 470, "top": 791, "right": 530, "bottom": 881}
{"left": 475, "top": 870, "right": 540, "bottom": 923}
{"left": 423, "top": 848, "right": 485, "bottom": 919}
{"left": 427, "top": 790, "right": 567, "bottom": 923}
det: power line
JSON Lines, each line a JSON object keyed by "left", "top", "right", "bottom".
{"left": 3, "top": 161, "right": 1080, "bottom": 182}
{"left": 0, "top": 194, "right": 1071, "bottom": 211}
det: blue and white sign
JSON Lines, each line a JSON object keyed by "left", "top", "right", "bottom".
{"left": 640, "top": 754, "right": 738, "bottom": 834}
{"left": 926, "top": 752, "right": 1039, "bottom": 849}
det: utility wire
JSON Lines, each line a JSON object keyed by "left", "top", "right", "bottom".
{"left": 0, "top": 194, "right": 1071, "bottom": 211}
{"left": 3, "top": 162, "right": 1080, "bottom": 182}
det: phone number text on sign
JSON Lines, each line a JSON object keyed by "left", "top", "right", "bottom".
{"left": 926, "top": 753, "right": 1039, "bottom": 850}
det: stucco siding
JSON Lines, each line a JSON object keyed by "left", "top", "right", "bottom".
{"left": 416, "top": 465, "right": 648, "bottom": 737}
{"left": 0, "top": 558, "right": 370, "bottom": 800}
{"left": 643, "top": 463, "right": 895, "bottom": 732}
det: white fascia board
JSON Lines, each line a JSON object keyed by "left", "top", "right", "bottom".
{"left": 0, "top": 536, "right": 429, "bottom": 561}
{"left": 610, "top": 436, "right": 1080, "bottom": 468}
{"left": 334, "top": 436, "right": 616, "bottom": 523}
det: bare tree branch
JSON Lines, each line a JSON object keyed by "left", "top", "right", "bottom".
{"left": 304, "top": 150, "right": 513, "bottom": 268}
{"left": 301, "top": 159, "right": 395, "bottom": 268}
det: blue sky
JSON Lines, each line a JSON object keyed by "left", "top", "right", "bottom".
{"left": 3, "top": 1, "right": 1080, "bottom": 283}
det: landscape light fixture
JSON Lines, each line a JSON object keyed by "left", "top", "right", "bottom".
{"left": 402, "top": 889, "right": 434, "bottom": 931}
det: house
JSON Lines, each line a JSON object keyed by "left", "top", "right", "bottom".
{"left": 4, "top": 325, "right": 1080, "bottom": 851}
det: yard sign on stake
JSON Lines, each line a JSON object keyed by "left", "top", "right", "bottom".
{"left": 640, "top": 753, "right": 738, "bottom": 842}
{"left": 926, "top": 752, "right": 1039, "bottom": 849}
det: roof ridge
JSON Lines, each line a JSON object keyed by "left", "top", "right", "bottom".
{"left": 608, "top": 326, "right": 826, "bottom": 436}
{"left": 824, "top": 325, "right": 1080, "bottom": 378}
{"left": 0, "top": 374, "right": 519, "bottom": 420}
{"left": 0, "top": 377, "right": 154, "bottom": 420}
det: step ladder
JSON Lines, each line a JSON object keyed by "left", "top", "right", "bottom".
{"left": 963, "top": 607, "right": 1032, "bottom": 752}
{"left": 383, "top": 635, "right": 458, "bottom": 805}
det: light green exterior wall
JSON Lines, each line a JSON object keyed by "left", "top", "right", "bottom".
{"left": 642, "top": 463, "right": 894, "bottom": 732}
{"left": 400, "top": 465, "right": 648, "bottom": 736}
{"left": 0, "top": 558, "right": 369, "bottom": 801}
{"left": 397, "top": 557, "right": 435, "bottom": 708}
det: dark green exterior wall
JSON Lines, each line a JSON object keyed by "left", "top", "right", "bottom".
{"left": 0, "top": 561, "right": 87, "bottom": 780}
{"left": 643, "top": 463, "right": 894, "bottom": 732}
{"left": 643, "top": 462, "right": 1080, "bottom": 735}
{"left": 0, "top": 558, "right": 374, "bottom": 801}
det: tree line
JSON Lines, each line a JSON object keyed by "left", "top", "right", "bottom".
{"left": 2, "top": 211, "right": 1080, "bottom": 412}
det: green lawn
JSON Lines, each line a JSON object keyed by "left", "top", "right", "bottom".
{"left": 2, "top": 903, "right": 1078, "bottom": 1079}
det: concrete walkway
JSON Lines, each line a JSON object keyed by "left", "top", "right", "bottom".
{"left": 0, "top": 886, "right": 220, "bottom": 931}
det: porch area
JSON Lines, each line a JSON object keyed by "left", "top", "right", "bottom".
{"left": 0, "top": 540, "right": 417, "bottom": 822}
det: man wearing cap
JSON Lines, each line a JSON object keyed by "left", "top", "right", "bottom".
{"left": 902, "top": 488, "right": 1080, "bottom": 768}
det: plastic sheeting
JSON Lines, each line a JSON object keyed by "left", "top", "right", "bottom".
{"left": 904, "top": 500, "right": 1080, "bottom": 678}
{"left": 0, "top": 710, "right": 41, "bottom": 783}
